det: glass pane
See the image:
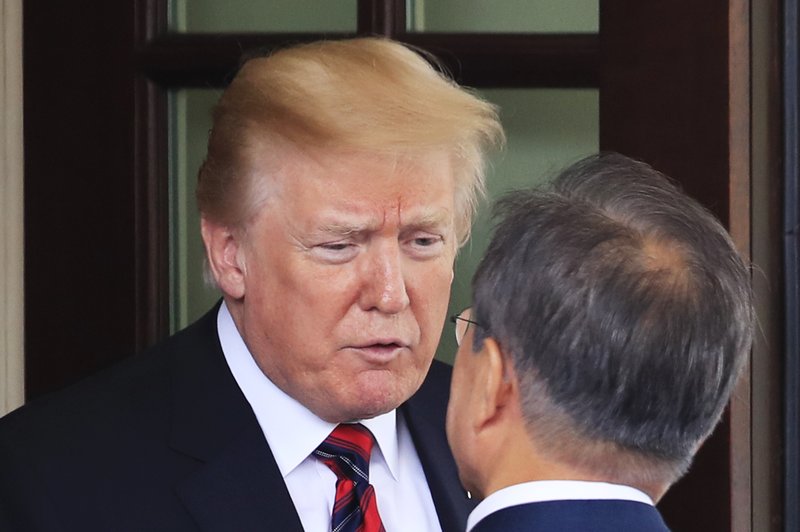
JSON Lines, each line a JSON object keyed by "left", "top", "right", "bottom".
{"left": 408, "top": 0, "right": 598, "bottom": 33}
{"left": 438, "top": 88, "right": 599, "bottom": 362}
{"left": 168, "top": 89, "right": 600, "bottom": 356}
{"left": 169, "top": 89, "right": 223, "bottom": 332}
{"left": 170, "top": 0, "right": 357, "bottom": 33}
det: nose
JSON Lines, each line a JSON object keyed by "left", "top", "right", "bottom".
{"left": 359, "top": 241, "right": 410, "bottom": 314}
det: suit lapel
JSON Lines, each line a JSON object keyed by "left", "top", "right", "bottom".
{"left": 175, "top": 421, "right": 304, "bottom": 532}
{"left": 167, "top": 305, "right": 304, "bottom": 532}
{"left": 402, "top": 360, "right": 476, "bottom": 532}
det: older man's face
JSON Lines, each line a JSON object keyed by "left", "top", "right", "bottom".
{"left": 235, "top": 148, "right": 457, "bottom": 423}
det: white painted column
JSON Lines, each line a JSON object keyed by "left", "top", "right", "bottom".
{"left": 1, "top": 0, "right": 25, "bottom": 415}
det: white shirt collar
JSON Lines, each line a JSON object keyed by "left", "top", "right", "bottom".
{"left": 467, "top": 480, "right": 654, "bottom": 531}
{"left": 217, "top": 302, "right": 400, "bottom": 479}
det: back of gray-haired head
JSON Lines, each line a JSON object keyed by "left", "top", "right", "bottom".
{"left": 471, "top": 153, "right": 753, "bottom": 478}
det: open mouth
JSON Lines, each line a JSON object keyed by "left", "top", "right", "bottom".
{"left": 371, "top": 341, "right": 402, "bottom": 349}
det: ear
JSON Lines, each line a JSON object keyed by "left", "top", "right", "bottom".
{"left": 200, "top": 216, "right": 246, "bottom": 300}
{"left": 473, "top": 338, "right": 517, "bottom": 433}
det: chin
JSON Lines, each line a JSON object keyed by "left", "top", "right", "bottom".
{"left": 319, "top": 370, "right": 425, "bottom": 422}
{"left": 347, "top": 396, "right": 403, "bottom": 421}
{"left": 346, "top": 389, "right": 410, "bottom": 422}
{"left": 361, "top": 370, "right": 416, "bottom": 400}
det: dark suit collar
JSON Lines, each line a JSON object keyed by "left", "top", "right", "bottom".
{"left": 167, "top": 304, "right": 304, "bottom": 532}
{"left": 403, "top": 360, "right": 476, "bottom": 532}
{"left": 470, "top": 499, "right": 670, "bottom": 532}
{"left": 167, "top": 302, "right": 250, "bottom": 460}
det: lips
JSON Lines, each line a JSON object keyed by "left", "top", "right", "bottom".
{"left": 345, "top": 338, "right": 410, "bottom": 363}
{"left": 351, "top": 337, "right": 408, "bottom": 349}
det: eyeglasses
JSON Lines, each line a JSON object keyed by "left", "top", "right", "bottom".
{"left": 449, "top": 307, "right": 483, "bottom": 346}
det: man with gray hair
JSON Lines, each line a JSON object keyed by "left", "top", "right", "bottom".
{"left": 446, "top": 153, "right": 753, "bottom": 531}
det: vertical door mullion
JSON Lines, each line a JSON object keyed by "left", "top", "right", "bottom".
{"left": 357, "top": 0, "right": 406, "bottom": 37}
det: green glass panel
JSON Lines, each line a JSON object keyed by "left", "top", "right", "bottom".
{"left": 437, "top": 88, "right": 599, "bottom": 363}
{"left": 408, "top": 0, "right": 598, "bottom": 33}
{"left": 170, "top": 0, "right": 357, "bottom": 33}
{"left": 168, "top": 89, "right": 599, "bottom": 359}
{"left": 169, "top": 89, "right": 223, "bottom": 332}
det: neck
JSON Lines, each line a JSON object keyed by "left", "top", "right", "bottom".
{"left": 477, "top": 424, "right": 666, "bottom": 502}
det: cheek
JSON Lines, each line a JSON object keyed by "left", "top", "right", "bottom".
{"left": 447, "top": 354, "right": 465, "bottom": 421}
{"left": 447, "top": 351, "right": 482, "bottom": 486}
{"left": 448, "top": 343, "right": 478, "bottom": 423}
{"left": 257, "top": 256, "right": 359, "bottom": 329}
{"left": 446, "top": 379, "right": 469, "bottom": 471}
{"left": 410, "top": 261, "right": 455, "bottom": 313}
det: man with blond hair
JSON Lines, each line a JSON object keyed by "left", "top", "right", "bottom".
{"left": 445, "top": 154, "right": 753, "bottom": 531}
{"left": 0, "top": 38, "right": 503, "bottom": 531}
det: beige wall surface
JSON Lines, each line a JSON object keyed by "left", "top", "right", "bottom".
{"left": 1, "top": 0, "right": 25, "bottom": 415}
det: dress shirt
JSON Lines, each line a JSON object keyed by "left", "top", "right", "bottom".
{"left": 217, "top": 303, "right": 441, "bottom": 531}
{"left": 467, "top": 480, "right": 654, "bottom": 531}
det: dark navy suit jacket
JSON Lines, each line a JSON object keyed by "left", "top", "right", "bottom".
{"left": 471, "top": 499, "right": 670, "bottom": 532}
{"left": 0, "top": 305, "right": 473, "bottom": 531}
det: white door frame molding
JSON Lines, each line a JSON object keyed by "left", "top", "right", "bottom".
{"left": 1, "top": 0, "right": 25, "bottom": 415}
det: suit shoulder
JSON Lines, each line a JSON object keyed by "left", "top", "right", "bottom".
{"left": 0, "top": 305, "right": 219, "bottom": 441}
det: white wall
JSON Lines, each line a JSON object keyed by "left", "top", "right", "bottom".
{"left": 1, "top": 0, "right": 25, "bottom": 415}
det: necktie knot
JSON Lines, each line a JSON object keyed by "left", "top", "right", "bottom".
{"left": 315, "top": 423, "right": 374, "bottom": 484}
{"left": 314, "top": 423, "right": 385, "bottom": 532}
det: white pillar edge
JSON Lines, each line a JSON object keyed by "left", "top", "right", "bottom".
{"left": 1, "top": 0, "right": 25, "bottom": 415}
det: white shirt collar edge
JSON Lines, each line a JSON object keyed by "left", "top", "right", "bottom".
{"left": 467, "top": 480, "right": 654, "bottom": 531}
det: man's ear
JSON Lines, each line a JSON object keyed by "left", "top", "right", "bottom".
{"left": 200, "top": 216, "right": 246, "bottom": 300}
{"left": 474, "top": 337, "right": 517, "bottom": 433}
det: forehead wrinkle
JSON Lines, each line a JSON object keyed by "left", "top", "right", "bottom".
{"left": 317, "top": 196, "right": 452, "bottom": 227}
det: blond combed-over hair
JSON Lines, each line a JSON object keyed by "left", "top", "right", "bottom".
{"left": 196, "top": 37, "right": 504, "bottom": 244}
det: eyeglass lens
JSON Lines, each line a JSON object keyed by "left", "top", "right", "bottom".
{"left": 454, "top": 308, "right": 472, "bottom": 346}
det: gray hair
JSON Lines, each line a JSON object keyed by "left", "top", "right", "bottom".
{"left": 471, "top": 153, "right": 753, "bottom": 486}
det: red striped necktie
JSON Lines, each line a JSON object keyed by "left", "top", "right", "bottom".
{"left": 314, "top": 423, "right": 386, "bottom": 532}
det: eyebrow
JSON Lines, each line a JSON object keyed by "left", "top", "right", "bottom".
{"left": 314, "top": 209, "right": 453, "bottom": 237}
{"left": 406, "top": 209, "right": 452, "bottom": 230}
{"left": 315, "top": 220, "right": 378, "bottom": 237}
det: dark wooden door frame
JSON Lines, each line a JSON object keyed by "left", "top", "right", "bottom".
{"left": 784, "top": 0, "right": 800, "bottom": 529}
{"left": 24, "top": 1, "right": 141, "bottom": 397}
{"left": 599, "top": 2, "right": 749, "bottom": 530}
